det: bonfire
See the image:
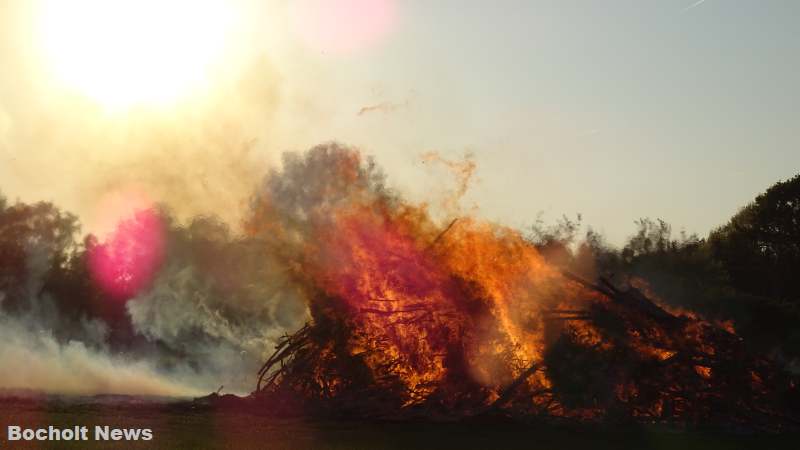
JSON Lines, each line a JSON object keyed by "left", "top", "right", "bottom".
{"left": 242, "top": 144, "right": 797, "bottom": 430}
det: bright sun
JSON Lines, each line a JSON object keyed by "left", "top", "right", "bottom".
{"left": 37, "top": 0, "right": 235, "bottom": 109}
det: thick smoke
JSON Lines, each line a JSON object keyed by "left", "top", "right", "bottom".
{"left": 0, "top": 204, "right": 199, "bottom": 396}
{"left": 0, "top": 142, "right": 474, "bottom": 397}
{"left": 0, "top": 313, "right": 198, "bottom": 397}
{"left": 125, "top": 216, "right": 308, "bottom": 394}
{"left": 0, "top": 185, "right": 308, "bottom": 395}
{"left": 0, "top": 145, "right": 392, "bottom": 396}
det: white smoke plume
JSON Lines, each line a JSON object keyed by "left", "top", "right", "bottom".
{"left": 0, "top": 312, "right": 200, "bottom": 397}
{"left": 0, "top": 143, "right": 430, "bottom": 397}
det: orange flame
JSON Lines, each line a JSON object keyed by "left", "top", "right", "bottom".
{"left": 249, "top": 145, "right": 773, "bottom": 422}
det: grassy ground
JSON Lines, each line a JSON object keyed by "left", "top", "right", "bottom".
{"left": 0, "top": 396, "right": 798, "bottom": 449}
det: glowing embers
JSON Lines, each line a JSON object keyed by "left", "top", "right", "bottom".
{"left": 88, "top": 207, "right": 165, "bottom": 300}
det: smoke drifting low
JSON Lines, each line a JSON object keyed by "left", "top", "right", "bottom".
{"left": 0, "top": 314, "right": 198, "bottom": 397}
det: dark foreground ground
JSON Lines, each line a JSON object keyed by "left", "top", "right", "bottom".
{"left": 0, "top": 394, "right": 798, "bottom": 450}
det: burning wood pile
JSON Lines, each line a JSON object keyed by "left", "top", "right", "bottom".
{"left": 256, "top": 275, "right": 794, "bottom": 427}
{"left": 245, "top": 144, "right": 798, "bottom": 430}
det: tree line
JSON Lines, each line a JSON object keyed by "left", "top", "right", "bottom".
{"left": 1, "top": 173, "right": 799, "bottom": 370}
{"left": 529, "top": 173, "right": 800, "bottom": 365}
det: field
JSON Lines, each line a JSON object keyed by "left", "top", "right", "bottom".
{"left": 0, "top": 395, "right": 798, "bottom": 450}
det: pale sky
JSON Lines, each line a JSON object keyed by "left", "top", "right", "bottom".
{"left": 1, "top": 0, "right": 798, "bottom": 245}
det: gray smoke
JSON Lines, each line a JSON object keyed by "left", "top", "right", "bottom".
{"left": 0, "top": 312, "right": 199, "bottom": 397}
{"left": 0, "top": 234, "right": 201, "bottom": 396}
{"left": 126, "top": 246, "right": 308, "bottom": 394}
{"left": 0, "top": 144, "right": 393, "bottom": 397}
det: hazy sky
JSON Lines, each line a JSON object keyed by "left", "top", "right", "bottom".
{"left": 1, "top": 0, "right": 798, "bottom": 244}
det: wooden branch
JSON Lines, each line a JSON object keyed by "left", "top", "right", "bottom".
{"left": 560, "top": 270, "right": 616, "bottom": 297}
{"left": 488, "top": 362, "right": 542, "bottom": 410}
{"left": 427, "top": 218, "right": 459, "bottom": 250}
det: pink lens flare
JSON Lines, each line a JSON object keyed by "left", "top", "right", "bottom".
{"left": 291, "top": 0, "right": 398, "bottom": 54}
{"left": 88, "top": 207, "right": 165, "bottom": 301}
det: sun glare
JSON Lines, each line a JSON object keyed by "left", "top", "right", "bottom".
{"left": 37, "top": 0, "right": 235, "bottom": 109}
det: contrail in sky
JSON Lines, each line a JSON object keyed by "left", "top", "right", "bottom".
{"left": 681, "top": 0, "right": 708, "bottom": 13}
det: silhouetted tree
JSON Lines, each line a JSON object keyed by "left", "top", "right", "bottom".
{"left": 527, "top": 213, "right": 582, "bottom": 268}
{"left": 709, "top": 174, "right": 800, "bottom": 303}
{"left": 0, "top": 198, "right": 81, "bottom": 310}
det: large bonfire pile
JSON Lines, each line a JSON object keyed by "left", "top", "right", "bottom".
{"left": 244, "top": 144, "right": 797, "bottom": 429}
